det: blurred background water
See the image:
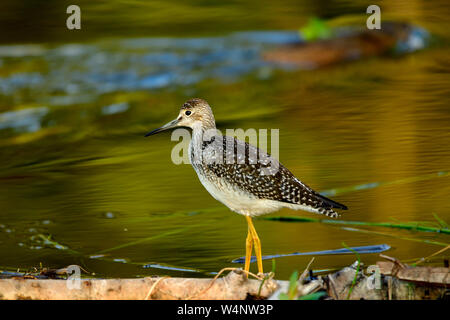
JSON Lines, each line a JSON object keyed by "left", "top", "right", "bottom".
{"left": 0, "top": 0, "right": 449, "bottom": 279}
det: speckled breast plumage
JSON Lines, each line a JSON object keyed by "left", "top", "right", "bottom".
{"left": 189, "top": 133, "right": 347, "bottom": 217}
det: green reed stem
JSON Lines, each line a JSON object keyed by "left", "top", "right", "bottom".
{"left": 261, "top": 216, "right": 450, "bottom": 235}
{"left": 342, "top": 227, "right": 449, "bottom": 247}
{"left": 342, "top": 242, "right": 361, "bottom": 300}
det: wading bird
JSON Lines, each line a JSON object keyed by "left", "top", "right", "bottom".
{"left": 145, "top": 98, "right": 347, "bottom": 274}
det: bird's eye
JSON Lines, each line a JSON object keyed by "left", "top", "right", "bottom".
{"left": 185, "top": 110, "right": 192, "bottom": 116}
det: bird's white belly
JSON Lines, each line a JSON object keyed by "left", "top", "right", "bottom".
{"left": 195, "top": 171, "right": 281, "bottom": 216}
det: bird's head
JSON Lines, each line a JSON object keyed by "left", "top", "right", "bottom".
{"left": 145, "top": 98, "right": 216, "bottom": 137}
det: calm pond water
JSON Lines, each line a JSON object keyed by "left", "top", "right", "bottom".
{"left": 0, "top": 1, "right": 449, "bottom": 279}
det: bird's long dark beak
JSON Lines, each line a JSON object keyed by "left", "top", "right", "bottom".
{"left": 144, "top": 117, "right": 180, "bottom": 137}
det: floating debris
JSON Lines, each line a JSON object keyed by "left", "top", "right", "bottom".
{"left": 0, "top": 44, "right": 46, "bottom": 57}
{"left": 264, "top": 22, "right": 429, "bottom": 68}
{"left": 89, "top": 254, "right": 106, "bottom": 259}
{"left": 102, "top": 212, "right": 116, "bottom": 219}
{"left": 143, "top": 263, "right": 200, "bottom": 273}
{"left": 102, "top": 102, "right": 129, "bottom": 115}
{"left": 29, "top": 234, "right": 68, "bottom": 251}
{"left": 0, "top": 107, "right": 48, "bottom": 133}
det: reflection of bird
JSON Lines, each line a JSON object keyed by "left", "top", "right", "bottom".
{"left": 145, "top": 98, "right": 347, "bottom": 274}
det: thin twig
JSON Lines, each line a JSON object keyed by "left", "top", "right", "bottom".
{"left": 299, "top": 257, "right": 315, "bottom": 284}
{"left": 388, "top": 277, "right": 392, "bottom": 300}
{"left": 327, "top": 275, "right": 339, "bottom": 300}
{"left": 380, "top": 254, "right": 407, "bottom": 269}
{"left": 187, "top": 268, "right": 263, "bottom": 300}
{"left": 144, "top": 276, "right": 170, "bottom": 300}
{"left": 413, "top": 245, "right": 450, "bottom": 266}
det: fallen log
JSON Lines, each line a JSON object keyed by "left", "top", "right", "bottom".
{"left": 0, "top": 269, "right": 280, "bottom": 300}
{"left": 1, "top": 258, "right": 448, "bottom": 300}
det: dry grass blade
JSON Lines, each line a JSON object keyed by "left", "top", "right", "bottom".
{"left": 413, "top": 245, "right": 450, "bottom": 266}
{"left": 144, "top": 276, "right": 170, "bottom": 300}
{"left": 186, "top": 267, "right": 263, "bottom": 300}
{"left": 299, "top": 257, "right": 315, "bottom": 284}
{"left": 327, "top": 274, "right": 339, "bottom": 300}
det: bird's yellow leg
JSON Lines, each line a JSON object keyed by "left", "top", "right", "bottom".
{"left": 246, "top": 216, "right": 263, "bottom": 274}
{"left": 244, "top": 225, "right": 253, "bottom": 273}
